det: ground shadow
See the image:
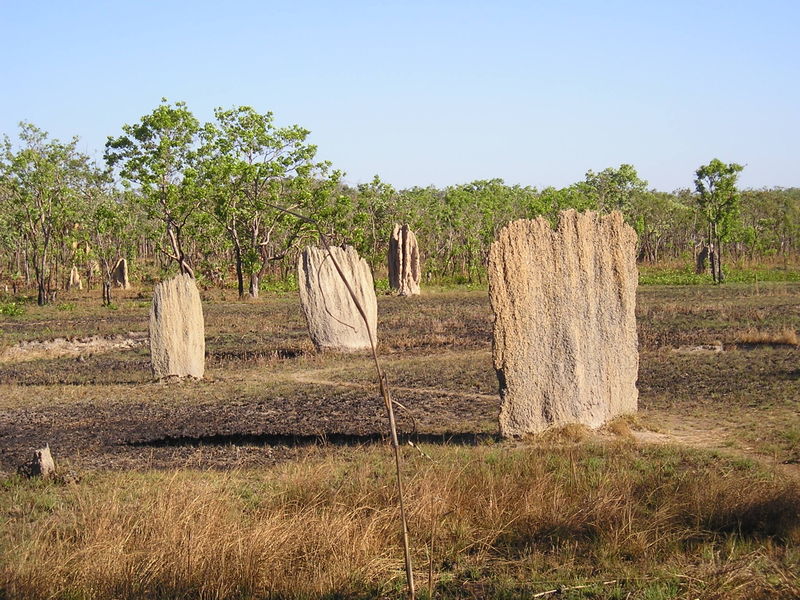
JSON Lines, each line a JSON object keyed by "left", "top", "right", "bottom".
{"left": 207, "top": 347, "right": 305, "bottom": 363}
{"left": 126, "top": 430, "right": 501, "bottom": 449}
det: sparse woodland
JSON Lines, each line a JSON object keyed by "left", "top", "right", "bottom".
{"left": 1, "top": 101, "right": 798, "bottom": 305}
{"left": 1, "top": 102, "right": 799, "bottom": 600}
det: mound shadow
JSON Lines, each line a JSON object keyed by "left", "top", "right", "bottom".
{"left": 207, "top": 347, "right": 305, "bottom": 362}
{"left": 126, "top": 430, "right": 501, "bottom": 449}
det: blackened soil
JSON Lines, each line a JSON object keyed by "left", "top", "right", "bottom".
{"left": 1, "top": 285, "right": 798, "bottom": 472}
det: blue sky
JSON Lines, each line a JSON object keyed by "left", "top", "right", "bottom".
{"left": 1, "top": 1, "right": 798, "bottom": 191}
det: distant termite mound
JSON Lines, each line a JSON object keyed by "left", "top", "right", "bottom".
{"left": 68, "top": 265, "right": 83, "bottom": 291}
{"left": 388, "top": 224, "right": 421, "bottom": 296}
{"left": 111, "top": 258, "right": 130, "bottom": 289}
{"left": 488, "top": 210, "right": 639, "bottom": 437}
{"left": 298, "top": 245, "right": 377, "bottom": 352}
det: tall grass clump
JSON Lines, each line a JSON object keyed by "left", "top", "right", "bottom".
{"left": 2, "top": 443, "right": 799, "bottom": 599}
{"left": 735, "top": 327, "right": 799, "bottom": 346}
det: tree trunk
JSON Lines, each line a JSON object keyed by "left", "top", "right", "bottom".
{"left": 707, "top": 223, "right": 718, "bottom": 283}
{"left": 234, "top": 244, "right": 245, "bottom": 300}
{"left": 249, "top": 273, "right": 259, "bottom": 299}
{"left": 35, "top": 250, "right": 47, "bottom": 306}
{"left": 168, "top": 224, "right": 194, "bottom": 278}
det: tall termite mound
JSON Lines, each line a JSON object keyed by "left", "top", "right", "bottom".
{"left": 298, "top": 245, "right": 378, "bottom": 352}
{"left": 488, "top": 210, "right": 639, "bottom": 437}
{"left": 149, "top": 273, "right": 205, "bottom": 379}
{"left": 68, "top": 266, "right": 82, "bottom": 291}
{"left": 388, "top": 224, "right": 421, "bottom": 296}
{"left": 111, "top": 258, "right": 129, "bottom": 289}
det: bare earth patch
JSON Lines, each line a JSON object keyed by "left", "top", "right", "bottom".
{"left": 0, "top": 284, "right": 797, "bottom": 477}
{"left": 0, "top": 332, "right": 148, "bottom": 363}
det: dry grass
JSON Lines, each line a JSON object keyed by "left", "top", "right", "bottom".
{"left": 734, "top": 327, "right": 799, "bottom": 346}
{"left": 2, "top": 443, "right": 799, "bottom": 599}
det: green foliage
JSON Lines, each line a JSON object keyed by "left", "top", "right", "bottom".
{"left": 639, "top": 264, "right": 800, "bottom": 285}
{"left": 201, "top": 105, "right": 339, "bottom": 298}
{"left": 1, "top": 108, "right": 799, "bottom": 296}
{"left": 259, "top": 274, "right": 299, "bottom": 293}
{"left": 105, "top": 99, "right": 203, "bottom": 277}
{"left": 695, "top": 159, "right": 744, "bottom": 232}
{"left": 373, "top": 277, "right": 390, "bottom": 293}
{"left": 629, "top": 191, "right": 694, "bottom": 262}
{"left": 1, "top": 122, "right": 105, "bottom": 305}
{"left": 0, "top": 301, "right": 25, "bottom": 316}
{"left": 583, "top": 163, "right": 647, "bottom": 213}
{"left": 87, "top": 191, "right": 140, "bottom": 284}
{"left": 694, "top": 158, "right": 745, "bottom": 283}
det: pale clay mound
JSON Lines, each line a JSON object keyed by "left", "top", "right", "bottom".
{"left": 0, "top": 332, "right": 147, "bottom": 363}
{"left": 298, "top": 245, "right": 378, "bottom": 352}
{"left": 68, "top": 266, "right": 83, "bottom": 291}
{"left": 388, "top": 223, "right": 421, "bottom": 296}
{"left": 112, "top": 258, "right": 129, "bottom": 289}
{"left": 149, "top": 273, "right": 205, "bottom": 379}
{"left": 488, "top": 210, "right": 639, "bottom": 437}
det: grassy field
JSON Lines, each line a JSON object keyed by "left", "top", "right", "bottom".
{"left": 0, "top": 281, "right": 798, "bottom": 598}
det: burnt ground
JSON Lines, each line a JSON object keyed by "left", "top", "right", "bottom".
{"left": 0, "top": 283, "right": 798, "bottom": 473}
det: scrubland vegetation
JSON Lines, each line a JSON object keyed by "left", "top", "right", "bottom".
{"left": 1, "top": 101, "right": 799, "bottom": 303}
{"left": 0, "top": 101, "right": 798, "bottom": 598}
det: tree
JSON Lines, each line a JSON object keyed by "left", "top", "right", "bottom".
{"left": 583, "top": 164, "right": 648, "bottom": 214}
{"left": 694, "top": 159, "right": 744, "bottom": 283}
{"left": 629, "top": 191, "right": 692, "bottom": 262}
{"left": 739, "top": 188, "right": 800, "bottom": 260}
{"left": 202, "top": 106, "right": 339, "bottom": 298}
{"left": 0, "top": 123, "right": 102, "bottom": 305}
{"left": 105, "top": 99, "right": 203, "bottom": 278}
{"left": 538, "top": 184, "right": 595, "bottom": 220}
{"left": 353, "top": 175, "right": 396, "bottom": 271}
{"left": 87, "top": 191, "right": 138, "bottom": 304}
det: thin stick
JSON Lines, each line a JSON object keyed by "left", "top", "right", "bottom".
{"left": 268, "top": 203, "right": 415, "bottom": 599}
{"left": 531, "top": 580, "right": 618, "bottom": 598}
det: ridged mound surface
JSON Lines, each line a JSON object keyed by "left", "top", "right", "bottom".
{"left": 112, "top": 258, "right": 129, "bottom": 289}
{"left": 388, "top": 224, "right": 421, "bottom": 296}
{"left": 488, "top": 210, "right": 638, "bottom": 437}
{"left": 298, "top": 246, "right": 378, "bottom": 352}
{"left": 149, "top": 273, "right": 205, "bottom": 379}
{"left": 68, "top": 266, "right": 82, "bottom": 291}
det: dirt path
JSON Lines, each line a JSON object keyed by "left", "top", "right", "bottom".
{"left": 633, "top": 415, "right": 800, "bottom": 479}
{"left": 291, "top": 363, "right": 497, "bottom": 402}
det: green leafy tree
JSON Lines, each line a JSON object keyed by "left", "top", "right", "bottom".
{"left": 202, "top": 106, "right": 339, "bottom": 298}
{"left": 105, "top": 99, "right": 203, "bottom": 278}
{"left": 538, "top": 184, "right": 595, "bottom": 220}
{"left": 0, "top": 179, "right": 24, "bottom": 286}
{"left": 353, "top": 175, "right": 396, "bottom": 271}
{"left": 87, "top": 191, "right": 138, "bottom": 304}
{"left": 739, "top": 188, "right": 800, "bottom": 260}
{"left": 583, "top": 164, "right": 647, "bottom": 214}
{"left": 1, "top": 123, "right": 102, "bottom": 304}
{"left": 629, "top": 191, "right": 692, "bottom": 262}
{"left": 694, "top": 159, "right": 744, "bottom": 282}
